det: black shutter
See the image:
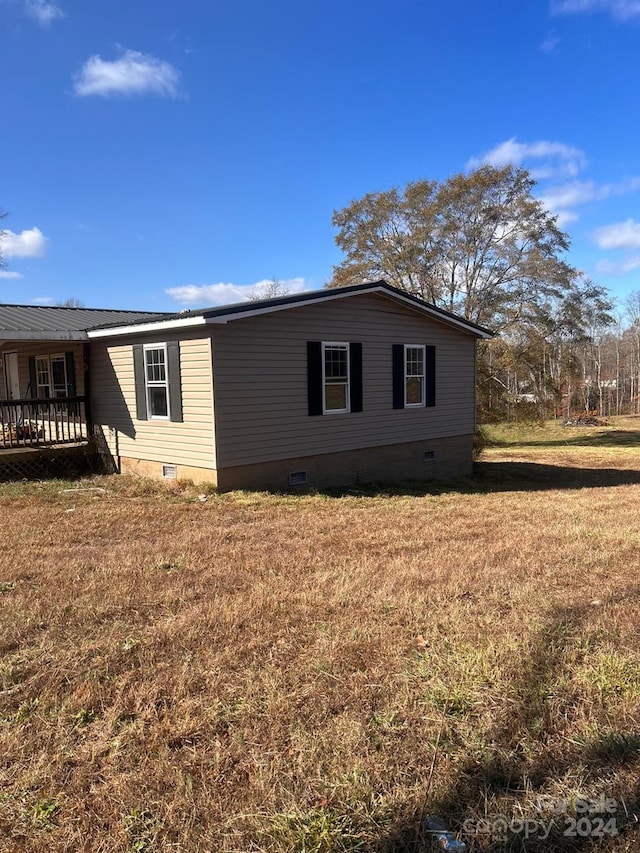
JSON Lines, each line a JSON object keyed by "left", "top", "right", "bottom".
{"left": 425, "top": 345, "right": 436, "bottom": 407}
{"left": 28, "top": 356, "right": 37, "bottom": 399}
{"left": 392, "top": 344, "right": 404, "bottom": 409}
{"left": 307, "top": 341, "right": 323, "bottom": 416}
{"left": 167, "top": 341, "right": 183, "bottom": 423}
{"left": 132, "top": 345, "right": 148, "bottom": 421}
{"left": 65, "top": 352, "right": 77, "bottom": 397}
{"left": 349, "top": 343, "right": 363, "bottom": 413}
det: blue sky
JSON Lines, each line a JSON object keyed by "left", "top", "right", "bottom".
{"left": 1, "top": 0, "right": 640, "bottom": 311}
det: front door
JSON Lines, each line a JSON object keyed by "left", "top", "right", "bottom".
{"left": 3, "top": 352, "right": 20, "bottom": 399}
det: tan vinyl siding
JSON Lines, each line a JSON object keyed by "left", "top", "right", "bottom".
{"left": 90, "top": 333, "right": 216, "bottom": 470}
{"left": 212, "top": 292, "right": 476, "bottom": 468}
{"left": 0, "top": 341, "right": 85, "bottom": 398}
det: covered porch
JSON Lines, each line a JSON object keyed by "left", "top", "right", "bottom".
{"left": 0, "top": 302, "right": 166, "bottom": 475}
{"left": 0, "top": 395, "right": 89, "bottom": 450}
{"left": 0, "top": 339, "right": 91, "bottom": 452}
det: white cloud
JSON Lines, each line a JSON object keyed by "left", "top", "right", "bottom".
{"left": 24, "top": 0, "right": 64, "bottom": 26}
{"left": 594, "top": 219, "right": 640, "bottom": 249}
{"left": 540, "top": 180, "right": 598, "bottom": 211}
{"left": 539, "top": 177, "right": 640, "bottom": 225}
{"left": 551, "top": 0, "right": 640, "bottom": 20}
{"left": 540, "top": 31, "right": 561, "bottom": 52}
{"left": 0, "top": 226, "right": 47, "bottom": 258}
{"left": 31, "top": 296, "right": 55, "bottom": 305}
{"left": 541, "top": 177, "right": 640, "bottom": 210}
{"left": 468, "top": 137, "right": 587, "bottom": 179}
{"left": 470, "top": 139, "right": 640, "bottom": 237}
{"left": 553, "top": 209, "right": 580, "bottom": 227}
{"left": 593, "top": 219, "right": 640, "bottom": 278}
{"left": 73, "top": 49, "right": 181, "bottom": 98}
{"left": 596, "top": 256, "right": 640, "bottom": 275}
{"left": 0, "top": 270, "right": 23, "bottom": 280}
{"left": 165, "top": 278, "right": 312, "bottom": 306}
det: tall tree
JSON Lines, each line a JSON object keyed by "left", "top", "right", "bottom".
{"left": 330, "top": 166, "right": 576, "bottom": 331}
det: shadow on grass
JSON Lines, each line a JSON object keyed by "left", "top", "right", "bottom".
{"left": 472, "top": 461, "right": 640, "bottom": 492}
{"left": 372, "top": 592, "right": 640, "bottom": 852}
{"left": 316, "top": 461, "right": 640, "bottom": 499}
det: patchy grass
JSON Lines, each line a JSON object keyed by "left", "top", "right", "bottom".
{"left": 1, "top": 426, "right": 640, "bottom": 851}
{"left": 482, "top": 415, "right": 640, "bottom": 450}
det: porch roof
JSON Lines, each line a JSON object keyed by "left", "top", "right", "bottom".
{"left": 0, "top": 304, "right": 163, "bottom": 341}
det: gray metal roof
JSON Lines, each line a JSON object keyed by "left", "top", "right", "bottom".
{"left": 0, "top": 304, "right": 164, "bottom": 339}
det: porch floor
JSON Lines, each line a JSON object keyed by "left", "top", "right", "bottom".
{"left": 0, "top": 440, "right": 88, "bottom": 455}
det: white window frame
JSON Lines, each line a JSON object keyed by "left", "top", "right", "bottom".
{"left": 322, "top": 341, "right": 350, "bottom": 414}
{"left": 143, "top": 343, "right": 170, "bottom": 421}
{"left": 404, "top": 344, "right": 426, "bottom": 408}
{"left": 34, "top": 353, "right": 69, "bottom": 399}
{"left": 35, "top": 355, "right": 51, "bottom": 398}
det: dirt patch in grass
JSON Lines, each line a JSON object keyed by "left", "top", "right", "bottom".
{"left": 1, "top": 440, "right": 640, "bottom": 851}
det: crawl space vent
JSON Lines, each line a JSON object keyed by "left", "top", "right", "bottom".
{"left": 162, "top": 464, "right": 178, "bottom": 479}
{"left": 424, "top": 450, "right": 435, "bottom": 461}
{"left": 288, "top": 470, "right": 308, "bottom": 486}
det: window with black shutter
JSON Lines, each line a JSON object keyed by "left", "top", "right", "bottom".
{"left": 307, "top": 341, "right": 363, "bottom": 415}
{"left": 392, "top": 343, "right": 436, "bottom": 408}
{"left": 133, "top": 342, "right": 183, "bottom": 422}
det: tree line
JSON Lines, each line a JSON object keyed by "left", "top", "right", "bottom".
{"left": 328, "top": 165, "right": 640, "bottom": 422}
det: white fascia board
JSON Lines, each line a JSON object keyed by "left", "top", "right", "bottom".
{"left": 0, "top": 330, "right": 89, "bottom": 341}
{"left": 87, "top": 315, "right": 207, "bottom": 338}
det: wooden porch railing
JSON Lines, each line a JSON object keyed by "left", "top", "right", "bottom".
{"left": 0, "top": 397, "right": 88, "bottom": 449}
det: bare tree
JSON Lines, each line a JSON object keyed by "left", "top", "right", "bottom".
{"left": 56, "top": 298, "right": 85, "bottom": 308}
{"left": 248, "top": 277, "right": 290, "bottom": 301}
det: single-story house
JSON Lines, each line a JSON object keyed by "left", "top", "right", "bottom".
{"left": 0, "top": 281, "right": 491, "bottom": 489}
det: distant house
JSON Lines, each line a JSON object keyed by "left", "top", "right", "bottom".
{"left": 0, "top": 282, "right": 491, "bottom": 489}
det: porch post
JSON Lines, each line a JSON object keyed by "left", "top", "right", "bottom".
{"left": 83, "top": 342, "right": 93, "bottom": 435}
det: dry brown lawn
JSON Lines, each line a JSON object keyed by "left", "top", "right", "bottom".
{"left": 1, "top": 419, "right": 640, "bottom": 852}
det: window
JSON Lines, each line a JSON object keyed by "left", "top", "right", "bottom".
{"left": 307, "top": 341, "right": 362, "bottom": 416}
{"left": 35, "top": 356, "right": 50, "bottom": 398}
{"left": 132, "top": 341, "right": 183, "bottom": 423}
{"left": 322, "top": 342, "right": 350, "bottom": 413}
{"left": 392, "top": 344, "right": 436, "bottom": 409}
{"left": 144, "top": 344, "right": 169, "bottom": 419}
{"left": 34, "top": 353, "right": 73, "bottom": 398}
{"left": 404, "top": 345, "right": 425, "bottom": 407}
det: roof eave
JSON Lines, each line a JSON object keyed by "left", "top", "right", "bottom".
{"left": 87, "top": 315, "right": 208, "bottom": 338}
{"left": 0, "top": 331, "right": 89, "bottom": 341}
